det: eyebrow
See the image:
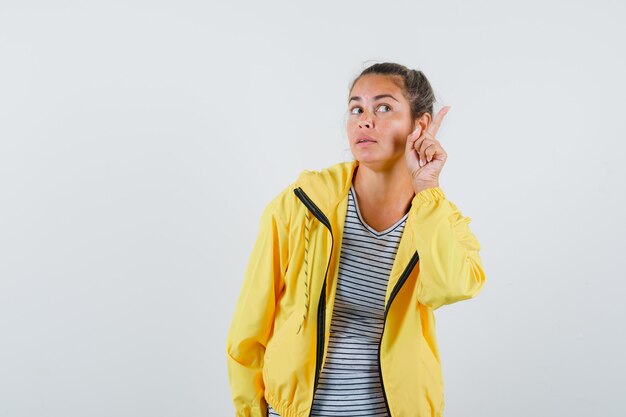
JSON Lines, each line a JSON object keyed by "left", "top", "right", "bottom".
{"left": 349, "top": 94, "right": 399, "bottom": 103}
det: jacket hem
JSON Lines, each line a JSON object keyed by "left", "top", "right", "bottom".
{"left": 265, "top": 391, "right": 310, "bottom": 417}
{"left": 234, "top": 404, "right": 266, "bottom": 417}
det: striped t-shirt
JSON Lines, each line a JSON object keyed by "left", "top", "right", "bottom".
{"left": 268, "top": 183, "right": 409, "bottom": 417}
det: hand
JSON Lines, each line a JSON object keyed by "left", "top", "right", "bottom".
{"left": 405, "top": 106, "right": 450, "bottom": 193}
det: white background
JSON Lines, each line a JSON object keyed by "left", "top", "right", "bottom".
{"left": 1, "top": 0, "right": 625, "bottom": 416}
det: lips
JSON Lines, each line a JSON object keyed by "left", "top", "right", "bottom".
{"left": 356, "top": 136, "right": 377, "bottom": 144}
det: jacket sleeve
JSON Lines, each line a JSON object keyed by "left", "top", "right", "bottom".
{"left": 409, "top": 186, "right": 486, "bottom": 310}
{"left": 225, "top": 186, "right": 292, "bottom": 417}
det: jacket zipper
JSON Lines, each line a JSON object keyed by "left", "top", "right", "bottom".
{"left": 294, "top": 186, "right": 420, "bottom": 417}
{"left": 293, "top": 187, "right": 333, "bottom": 416}
{"left": 377, "top": 251, "right": 420, "bottom": 417}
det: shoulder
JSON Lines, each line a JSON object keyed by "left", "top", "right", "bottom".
{"left": 262, "top": 160, "right": 354, "bottom": 224}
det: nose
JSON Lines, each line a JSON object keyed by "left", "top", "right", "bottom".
{"left": 358, "top": 110, "right": 373, "bottom": 129}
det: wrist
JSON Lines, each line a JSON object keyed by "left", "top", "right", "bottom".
{"left": 412, "top": 181, "right": 440, "bottom": 195}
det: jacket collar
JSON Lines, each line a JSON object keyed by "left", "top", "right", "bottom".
{"left": 294, "top": 159, "right": 360, "bottom": 215}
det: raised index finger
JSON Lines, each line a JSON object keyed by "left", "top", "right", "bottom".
{"left": 426, "top": 106, "right": 451, "bottom": 137}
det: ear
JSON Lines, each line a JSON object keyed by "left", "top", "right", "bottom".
{"left": 413, "top": 112, "right": 431, "bottom": 132}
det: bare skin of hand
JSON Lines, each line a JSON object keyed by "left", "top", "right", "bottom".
{"left": 405, "top": 106, "right": 450, "bottom": 194}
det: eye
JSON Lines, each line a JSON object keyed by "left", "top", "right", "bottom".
{"left": 348, "top": 104, "right": 392, "bottom": 115}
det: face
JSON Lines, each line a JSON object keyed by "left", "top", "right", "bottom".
{"left": 347, "top": 74, "right": 416, "bottom": 168}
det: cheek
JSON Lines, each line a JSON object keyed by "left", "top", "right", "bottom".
{"left": 382, "top": 122, "right": 408, "bottom": 141}
{"left": 390, "top": 128, "right": 413, "bottom": 151}
{"left": 346, "top": 120, "right": 358, "bottom": 135}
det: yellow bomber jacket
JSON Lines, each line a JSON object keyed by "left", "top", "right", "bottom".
{"left": 225, "top": 159, "right": 486, "bottom": 417}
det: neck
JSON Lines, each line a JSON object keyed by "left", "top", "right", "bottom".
{"left": 352, "top": 160, "right": 415, "bottom": 214}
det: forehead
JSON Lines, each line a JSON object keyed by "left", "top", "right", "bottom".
{"left": 350, "top": 74, "right": 404, "bottom": 96}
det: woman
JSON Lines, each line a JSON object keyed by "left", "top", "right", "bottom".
{"left": 226, "top": 62, "right": 486, "bottom": 417}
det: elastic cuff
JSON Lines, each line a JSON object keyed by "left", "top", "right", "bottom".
{"left": 412, "top": 187, "right": 446, "bottom": 205}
